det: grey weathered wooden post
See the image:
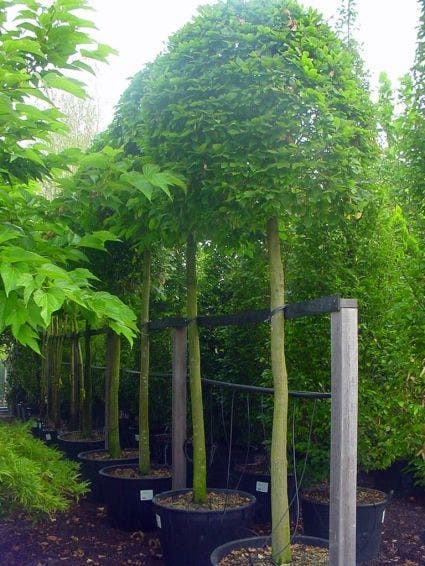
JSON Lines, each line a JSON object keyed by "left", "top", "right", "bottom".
{"left": 172, "top": 326, "right": 187, "bottom": 489}
{"left": 330, "top": 300, "right": 359, "bottom": 566}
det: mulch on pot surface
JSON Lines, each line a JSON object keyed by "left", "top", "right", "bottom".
{"left": 0, "top": 491, "right": 424, "bottom": 565}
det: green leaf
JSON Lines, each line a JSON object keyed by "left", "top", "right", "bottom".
{"left": 42, "top": 72, "right": 86, "bottom": 98}
{"left": 1, "top": 247, "right": 45, "bottom": 264}
{"left": 3, "top": 38, "right": 43, "bottom": 57}
{"left": 77, "top": 230, "right": 118, "bottom": 250}
{"left": 120, "top": 171, "right": 154, "bottom": 201}
{"left": 14, "top": 324, "right": 41, "bottom": 354}
{"left": 80, "top": 43, "right": 118, "bottom": 61}
{"left": 0, "top": 224, "right": 22, "bottom": 244}
{"left": 33, "top": 287, "right": 65, "bottom": 325}
{"left": 0, "top": 263, "right": 21, "bottom": 296}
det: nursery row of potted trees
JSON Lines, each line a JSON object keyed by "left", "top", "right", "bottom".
{"left": 29, "top": 309, "right": 389, "bottom": 566}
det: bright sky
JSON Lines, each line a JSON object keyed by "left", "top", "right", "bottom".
{"left": 87, "top": 0, "right": 421, "bottom": 130}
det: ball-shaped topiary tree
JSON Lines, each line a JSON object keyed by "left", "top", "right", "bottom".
{"left": 127, "top": 0, "right": 378, "bottom": 561}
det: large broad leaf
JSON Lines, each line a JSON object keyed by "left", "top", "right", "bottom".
{"left": 77, "top": 230, "right": 119, "bottom": 250}
{"left": 0, "top": 263, "right": 22, "bottom": 296}
{"left": 37, "top": 262, "right": 69, "bottom": 279}
{"left": 1, "top": 246, "right": 46, "bottom": 264}
{"left": 14, "top": 324, "right": 40, "bottom": 354}
{"left": 0, "top": 225, "right": 22, "bottom": 245}
{"left": 120, "top": 171, "right": 154, "bottom": 201}
{"left": 2, "top": 38, "right": 43, "bottom": 57}
{"left": 42, "top": 72, "right": 86, "bottom": 98}
{"left": 5, "top": 295, "right": 28, "bottom": 336}
{"left": 33, "top": 287, "right": 65, "bottom": 325}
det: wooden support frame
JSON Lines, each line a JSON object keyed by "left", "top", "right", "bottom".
{"left": 50, "top": 294, "right": 359, "bottom": 564}
{"left": 330, "top": 303, "right": 358, "bottom": 566}
{"left": 172, "top": 327, "right": 187, "bottom": 489}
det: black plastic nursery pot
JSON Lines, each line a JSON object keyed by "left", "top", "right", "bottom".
{"left": 99, "top": 463, "right": 172, "bottom": 531}
{"left": 372, "top": 460, "right": 415, "bottom": 496}
{"left": 40, "top": 428, "right": 58, "bottom": 446}
{"left": 210, "top": 534, "right": 328, "bottom": 565}
{"left": 152, "top": 488, "right": 256, "bottom": 566}
{"left": 31, "top": 419, "right": 43, "bottom": 438}
{"left": 301, "top": 488, "right": 388, "bottom": 563}
{"left": 57, "top": 431, "right": 104, "bottom": 461}
{"left": 235, "top": 468, "right": 296, "bottom": 523}
{"left": 77, "top": 450, "right": 138, "bottom": 502}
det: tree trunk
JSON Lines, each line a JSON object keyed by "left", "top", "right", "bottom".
{"left": 77, "top": 336, "right": 85, "bottom": 434}
{"left": 40, "top": 331, "right": 49, "bottom": 421}
{"left": 106, "top": 329, "right": 121, "bottom": 458}
{"left": 267, "top": 216, "right": 291, "bottom": 565}
{"left": 81, "top": 323, "right": 92, "bottom": 437}
{"left": 139, "top": 249, "right": 151, "bottom": 475}
{"left": 186, "top": 234, "right": 207, "bottom": 503}
{"left": 70, "top": 335, "right": 80, "bottom": 431}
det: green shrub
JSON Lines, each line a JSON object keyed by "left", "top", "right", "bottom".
{"left": 0, "top": 421, "right": 88, "bottom": 518}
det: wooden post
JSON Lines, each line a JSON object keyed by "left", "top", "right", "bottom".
{"left": 172, "top": 327, "right": 187, "bottom": 489}
{"left": 330, "top": 301, "right": 358, "bottom": 566}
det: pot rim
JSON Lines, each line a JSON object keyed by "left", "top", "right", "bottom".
{"left": 153, "top": 487, "right": 256, "bottom": 515}
{"left": 99, "top": 462, "right": 172, "bottom": 480}
{"left": 77, "top": 449, "right": 139, "bottom": 462}
{"left": 300, "top": 486, "right": 389, "bottom": 507}
{"left": 57, "top": 430, "right": 104, "bottom": 443}
{"left": 210, "top": 534, "right": 329, "bottom": 564}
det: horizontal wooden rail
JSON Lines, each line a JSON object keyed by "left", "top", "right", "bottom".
{"left": 51, "top": 295, "right": 358, "bottom": 338}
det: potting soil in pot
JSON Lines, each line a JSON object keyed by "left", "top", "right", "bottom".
{"left": 218, "top": 542, "right": 329, "bottom": 565}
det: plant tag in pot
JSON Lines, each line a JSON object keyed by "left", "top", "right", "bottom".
{"left": 135, "top": 434, "right": 139, "bottom": 441}
{"left": 140, "top": 489, "right": 153, "bottom": 501}
{"left": 256, "top": 481, "right": 269, "bottom": 493}
{"left": 45, "top": 433, "right": 51, "bottom": 441}
{"left": 156, "top": 513, "right": 161, "bottom": 528}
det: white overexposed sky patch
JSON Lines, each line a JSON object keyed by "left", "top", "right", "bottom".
{"left": 86, "top": 0, "right": 420, "bottom": 130}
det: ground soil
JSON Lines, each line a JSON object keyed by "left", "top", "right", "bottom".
{"left": 0, "top": 491, "right": 424, "bottom": 565}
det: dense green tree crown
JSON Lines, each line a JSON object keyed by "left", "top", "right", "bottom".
{"left": 135, "top": 0, "right": 377, "bottom": 239}
{"left": 399, "top": 0, "right": 425, "bottom": 223}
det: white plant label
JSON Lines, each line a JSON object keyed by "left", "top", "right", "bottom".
{"left": 382, "top": 510, "right": 386, "bottom": 523}
{"left": 256, "top": 481, "right": 269, "bottom": 493}
{"left": 140, "top": 489, "right": 153, "bottom": 501}
{"left": 156, "top": 514, "right": 161, "bottom": 528}
{"left": 135, "top": 434, "right": 139, "bottom": 441}
{"left": 38, "top": 422, "right": 42, "bottom": 429}
{"left": 45, "top": 433, "right": 51, "bottom": 441}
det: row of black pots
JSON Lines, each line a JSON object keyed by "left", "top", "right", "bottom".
{"left": 53, "top": 433, "right": 388, "bottom": 565}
